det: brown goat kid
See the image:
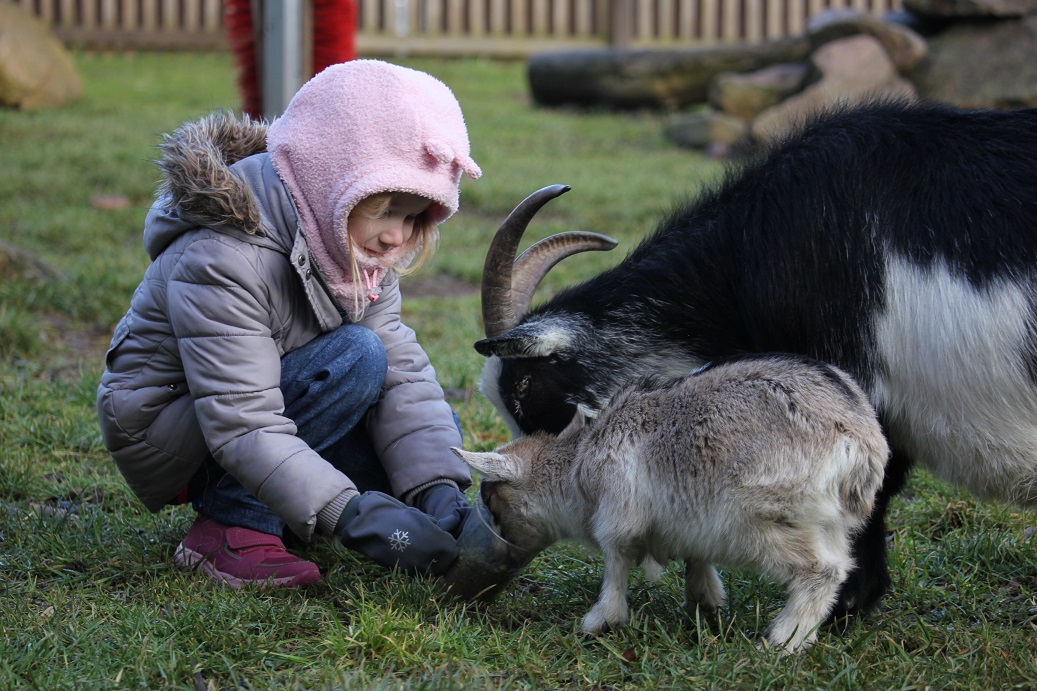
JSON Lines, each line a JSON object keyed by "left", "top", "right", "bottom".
{"left": 454, "top": 354, "right": 890, "bottom": 653}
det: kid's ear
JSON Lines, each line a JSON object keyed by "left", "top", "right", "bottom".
{"left": 451, "top": 447, "right": 520, "bottom": 482}
{"left": 565, "top": 403, "right": 598, "bottom": 433}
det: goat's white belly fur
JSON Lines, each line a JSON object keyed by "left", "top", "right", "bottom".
{"left": 873, "top": 255, "right": 1037, "bottom": 506}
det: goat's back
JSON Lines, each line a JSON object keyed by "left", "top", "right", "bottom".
{"left": 575, "top": 354, "right": 889, "bottom": 526}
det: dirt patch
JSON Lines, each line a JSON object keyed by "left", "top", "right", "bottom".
{"left": 403, "top": 274, "right": 479, "bottom": 298}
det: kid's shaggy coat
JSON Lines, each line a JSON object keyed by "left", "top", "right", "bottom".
{"left": 96, "top": 113, "right": 472, "bottom": 540}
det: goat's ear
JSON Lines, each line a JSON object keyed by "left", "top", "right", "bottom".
{"left": 451, "top": 448, "right": 521, "bottom": 482}
{"left": 474, "top": 318, "right": 576, "bottom": 358}
{"left": 474, "top": 333, "right": 537, "bottom": 358}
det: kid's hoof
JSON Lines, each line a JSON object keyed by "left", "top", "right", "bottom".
{"left": 436, "top": 501, "right": 538, "bottom": 603}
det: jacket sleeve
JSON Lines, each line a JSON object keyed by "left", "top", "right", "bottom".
{"left": 358, "top": 279, "right": 473, "bottom": 499}
{"left": 166, "top": 236, "right": 356, "bottom": 540}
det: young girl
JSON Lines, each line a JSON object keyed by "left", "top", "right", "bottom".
{"left": 96, "top": 60, "right": 484, "bottom": 587}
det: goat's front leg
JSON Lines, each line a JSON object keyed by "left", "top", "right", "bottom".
{"left": 582, "top": 549, "right": 633, "bottom": 633}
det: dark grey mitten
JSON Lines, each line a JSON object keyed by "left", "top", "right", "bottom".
{"left": 413, "top": 484, "right": 471, "bottom": 537}
{"left": 334, "top": 491, "right": 459, "bottom": 575}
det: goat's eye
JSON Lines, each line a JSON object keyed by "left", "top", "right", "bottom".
{"left": 516, "top": 374, "right": 532, "bottom": 400}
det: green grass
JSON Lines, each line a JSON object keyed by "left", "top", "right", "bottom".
{"left": 1, "top": 52, "right": 1036, "bottom": 690}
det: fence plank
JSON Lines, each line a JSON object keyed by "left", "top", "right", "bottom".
{"left": 636, "top": 0, "right": 651, "bottom": 41}
{"left": 788, "top": 0, "right": 805, "bottom": 36}
{"left": 702, "top": 0, "right": 719, "bottom": 44}
{"left": 575, "top": 0, "right": 593, "bottom": 37}
{"left": 204, "top": 0, "right": 223, "bottom": 31}
{"left": 489, "top": 0, "right": 506, "bottom": 35}
{"left": 428, "top": 0, "right": 445, "bottom": 36}
{"left": 676, "top": 0, "right": 692, "bottom": 41}
{"left": 125, "top": 0, "right": 139, "bottom": 30}
{"left": 448, "top": 0, "right": 464, "bottom": 37}
{"left": 100, "top": 0, "right": 115, "bottom": 30}
{"left": 532, "top": 0, "right": 548, "bottom": 35}
{"left": 467, "top": 0, "right": 483, "bottom": 36}
{"left": 724, "top": 0, "right": 739, "bottom": 42}
{"left": 142, "top": 0, "right": 159, "bottom": 32}
{"left": 746, "top": 1, "right": 763, "bottom": 44}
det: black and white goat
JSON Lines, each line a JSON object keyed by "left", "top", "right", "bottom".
{"left": 475, "top": 101, "right": 1037, "bottom": 619}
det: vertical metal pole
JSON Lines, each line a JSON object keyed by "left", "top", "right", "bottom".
{"left": 394, "top": 0, "right": 411, "bottom": 37}
{"left": 262, "top": 0, "right": 304, "bottom": 119}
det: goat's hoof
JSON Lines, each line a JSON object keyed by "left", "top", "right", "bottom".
{"left": 581, "top": 607, "right": 627, "bottom": 634}
{"left": 683, "top": 600, "right": 719, "bottom": 618}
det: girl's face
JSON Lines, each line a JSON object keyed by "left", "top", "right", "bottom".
{"left": 349, "top": 192, "right": 431, "bottom": 261}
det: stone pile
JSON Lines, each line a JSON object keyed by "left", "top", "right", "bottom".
{"left": 527, "top": 0, "right": 1037, "bottom": 157}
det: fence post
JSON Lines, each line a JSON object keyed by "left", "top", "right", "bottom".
{"left": 608, "top": 0, "right": 633, "bottom": 48}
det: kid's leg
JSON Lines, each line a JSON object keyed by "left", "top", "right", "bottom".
{"left": 192, "top": 323, "right": 389, "bottom": 523}
{"left": 280, "top": 324, "right": 393, "bottom": 492}
{"left": 177, "top": 324, "right": 388, "bottom": 587}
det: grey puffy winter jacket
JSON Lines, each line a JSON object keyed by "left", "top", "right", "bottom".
{"left": 96, "top": 114, "right": 471, "bottom": 540}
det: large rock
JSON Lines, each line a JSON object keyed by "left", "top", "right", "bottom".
{"left": 752, "top": 35, "right": 917, "bottom": 142}
{"left": 807, "top": 9, "right": 928, "bottom": 72}
{"left": 663, "top": 110, "right": 749, "bottom": 156}
{"left": 904, "top": 0, "right": 1037, "bottom": 17}
{"left": 709, "top": 63, "right": 810, "bottom": 120}
{"left": 909, "top": 14, "right": 1037, "bottom": 107}
{"left": 0, "top": 2, "right": 82, "bottom": 109}
{"left": 527, "top": 37, "right": 810, "bottom": 110}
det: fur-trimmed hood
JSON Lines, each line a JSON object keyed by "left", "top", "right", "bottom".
{"left": 145, "top": 111, "right": 275, "bottom": 260}
{"left": 156, "top": 110, "right": 267, "bottom": 233}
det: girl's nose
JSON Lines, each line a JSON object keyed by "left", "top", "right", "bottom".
{"left": 379, "top": 223, "right": 405, "bottom": 248}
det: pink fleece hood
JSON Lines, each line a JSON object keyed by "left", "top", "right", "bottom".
{"left": 267, "top": 60, "right": 481, "bottom": 316}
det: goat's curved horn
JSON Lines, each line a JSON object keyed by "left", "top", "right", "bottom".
{"left": 481, "top": 184, "right": 618, "bottom": 338}
{"left": 511, "top": 231, "right": 618, "bottom": 320}
{"left": 481, "top": 185, "right": 570, "bottom": 337}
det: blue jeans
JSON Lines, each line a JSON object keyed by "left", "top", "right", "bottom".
{"left": 188, "top": 324, "right": 391, "bottom": 536}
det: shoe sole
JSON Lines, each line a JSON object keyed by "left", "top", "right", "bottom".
{"left": 173, "top": 543, "right": 319, "bottom": 588}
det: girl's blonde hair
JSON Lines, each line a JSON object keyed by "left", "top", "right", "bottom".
{"left": 344, "top": 192, "right": 439, "bottom": 312}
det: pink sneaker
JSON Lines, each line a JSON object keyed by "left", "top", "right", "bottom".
{"left": 173, "top": 514, "right": 321, "bottom": 588}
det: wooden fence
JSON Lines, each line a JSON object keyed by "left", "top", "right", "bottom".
{"left": 14, "top": 0, "right": 904, "bottom": 55}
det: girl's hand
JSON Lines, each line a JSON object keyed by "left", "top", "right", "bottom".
{"left": 333, "top": 491, "right": 459, "bottom": 575}
{"left": 413, "top": 484, "right": 472, "bottom": 537}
